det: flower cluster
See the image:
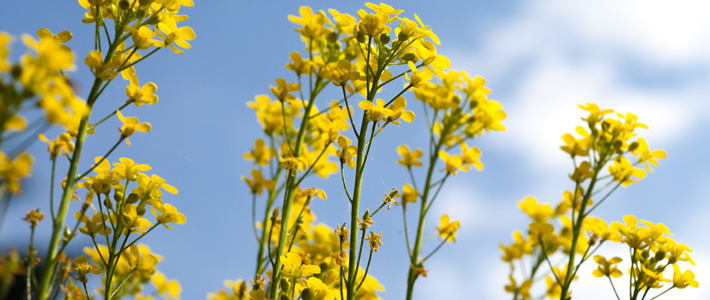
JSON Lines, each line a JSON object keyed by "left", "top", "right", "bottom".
{"left": 500, "top": 105, "right": 695, "bottom": 300}
{"left": 0, "top": 1, "right": 194, "bottom": 299}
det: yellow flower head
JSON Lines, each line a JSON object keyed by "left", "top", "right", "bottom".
{"left": 436, "top": 214, "right": 460, "bottom": 243}
{"left": 270, "top": 78, "right": 300, "bottom": 102}
{"left": 366, "top": 231, "right": 383, "bottom": 252}
{"left": 336, "top": 136, "right": 358, "bottom": 168}
{"left": 280, "top": 252, "right": 321, "bottom": 278}
{"left": 70, "top": 256, "right": 101, "bottom": 283}
{"left": 592, "top": 255, "right": 623, "bottom": 278}
{"left": 0, "top": 151, "right": 33, "bottom": 195}
{"left": 242, "top": 169, "right": 274, "bottom": 195}
{"left": 117, "top": 110, "right": 151, "bottom": 146}
{"left": 151, "top": 203, "right": 186, "bottom": 229}
{"left": 126, "top": 75, "right": 158, "bottom": 106}
{"left": 397, "top": 145, "right": 422, "bottom": 168}
{"left": 672, "top": 264, "right": 698, "bottom": 289}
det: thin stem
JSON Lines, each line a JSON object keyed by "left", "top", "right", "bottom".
{"left": 294, "top": 141, "right": 331, "bottom": 186}
{"left": 401, "top": 205, "right": 412, "bottom": 259}
{"left": 49, "top": 159, "right": 57, "bottom": 221}
{"left": 421, "top": 233, "right": 452, "bottom": 263}
{"left": 90, "top": 101, "right": 133, "bottom": 130}
{"left": 110, "top": 269, "right": 135, "bottom": 298}
{"left": 340, "top": 164, "right": 353, "bottom": 203}
{"left": 355, "top": 249, "right": 374, "bottom": 293}
{"left": 341, "top": 86, "right": 360, "bottom": 138}
{"left": 539, "top": 242, "right": 563, "bottom": 286}
{"left": 648, "top": 286, "right": 674, "bottom": 300}
{"left": 424, "top": 174, "right": 449, "bottom": 215}
{"left": 117, "top": 47, "right": 160, "bottom": 72}
{"left": 78, "top": 138, "right": 124, "bottom": 179}
{"left": 584, "top": 182, "right": 621, "bottom": 218}
{"left": 251, "top": 194, "right": 259, "bottom": 243}
{"left": 26, "top": 226, "right": 36, "bottom": 300}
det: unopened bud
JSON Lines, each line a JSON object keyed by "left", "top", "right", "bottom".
{"left": 280, "top": 278, "right": 290, "bottom": 292}
{"left": 327, "top": 32, "right": 339, "bottom": 43}
{"left": 628, "top": 141, "right": 639, "bottom": 152}
{"left": 119, "top": 0, "right": 130, "bottom": 10}
{"left": 301, "top": 288, "right": 313, "bottom": 300}
{"left": 379, "top": 33, "right": 390, "bottom": 44}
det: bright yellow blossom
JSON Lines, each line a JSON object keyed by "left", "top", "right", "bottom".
{"left": 608, "top": 156, "right": 647, "bottom": 186}
{"left": 436, "top": 214, "right": 460, "bottom": 242}
{"left": 70, "top": 256, "right": 101, "bottom": 283}
{"left": 152, "top": 272, "right": 181, "bottom": 298}
{"left": 460, "top": 143, "right": 483, "bottom": 171}
{"left": 632, "top": 137, "right": 666, "bottom": 172}
{"left": 387, "top": 96, "right": 415, "bottom": 125}
{"left": 244, "top": 139, "right": 273, "bottom": 167}
{"left": 126, "top": 75, "right": 158, "bottom": 106}
{"left": 270, "top": 78, "right": 300, "bottom": 102}
{"left": 280, "top": 252, "right": 320, "bottom": 278}
{"left": 152, "top": 19, "right": 196, "bottom": 54}
{"left": 672, "top": 264, "right": 699, "bottom": 289}
{"left": 438, "top": 151, "right": 468, "bottom": 175}
{"left": 152, "top": 203, "right": 186, "bottom": 229}
{"left": 0, "top": 151, "right": 33, "bottom": 194}
{"left": 242, "top": 169, "right": 274, "bottom": 196}
{"left": 592, "top": 256, "right": 622, "bottom": 278}
{"left": 336, "top": 136, "right": 358, "bottom": 168}
{"left": 117, "top": 110, "right": 151, "bottom": 146}
{"left": 397, "top": 145, "right": 422, "bottom": 168}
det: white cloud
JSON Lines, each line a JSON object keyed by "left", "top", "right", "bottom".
{"left": 447, "top": 0, "right": 708, "bottom": 174}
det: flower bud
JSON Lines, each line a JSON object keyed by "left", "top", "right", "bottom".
{"left": 119, "top": 0, "right": 130, "bottom": 10}
{"left": 397, "top": 31, "right": 409, "bottom": 41}
{"left": 628, "top": 141, "right": 639, "bottom": 152}
{"left": 402, "top": 53, "right": 416, "bottom": 62}
{"left": 280, "top": 278, "right": 290, "bottom": 292}
{"left": 379, "top": 33, "right": 390, "bottom": 44}
{"left": 301, "top": 288, "right": 313, "bottom": 300}
{"left": 327, "top": 32, "right": 339, "bottom": 43}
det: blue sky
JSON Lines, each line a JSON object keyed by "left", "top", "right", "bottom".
{"left": 1, "top": 1, "right": 709, "bottom": 299}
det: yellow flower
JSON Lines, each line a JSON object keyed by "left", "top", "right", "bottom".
{"left": 244, "top": 139, "right": 273, "bottom": 167}
{"left": 632, "top": 137, "right": 666, "bottom": 172}
{"left": 436, "top": 214, "right": 460, "bottom": 242}
{"left": 583, "top": 217, "right": 622, "bottom": 242}
{"left": 151, "top": 203, "right": 186, "bottom": 229}
{"left": 460, "top": 143, "right": 483, "bottom": 171}
{"left": 112, "top": 157, "right": 151, "bottom": 181}
{"left": 396, "top": 145, "right": 422, "bottom": 168}
{"left": 125, "top": 26, "right": 156, "bottom": 50}
{"left": 39, "top": 133, "right": 75, "bottom": 160}
{"left": 270, "top": 78, "right": 300, "bottom": 102}
{"left": 75, "top": 211, "right": 112, "bottom": 237}
{"left": 122, "top": 204, "right": 153, "bottom": 234}
{"left": 280, "top": 252, "right": 321, "bottom": 278}
{"left": 285, "top": 51, "right": 311, "bottom": 76}
{"left": 560, "top": 126, "right": 591, "bottom": 157}
{"left": 438, "top": 151, "right": 468, "bottom": 175}
{"left": 579, "top": 103, "right": 613, "bottom": 128}
{"left": 592, "top": 255, "right": 622, "bottom": 278}
{"left": 288, "top": 6, "right": 331, "bottom": 39}
{"left": 117, "top": 110, "right": 151, "bottom": 146}
{"left": 405, "top": 61, "right": 434, "bottom": 88}
{"left": 329, "top": 60, "right": 360, "bottom": 94}
{"left": 153, "top": 19, "right": 196, "bottom": 54}
{"left": 152, "top": 272, "right": 181, "bottom": 299}
{"left": 336, "top": 136, "right": 358, "bottom": 169}
{"left": 672, "top": 264, "right": 698, "bottom": 289}
{"left": 126, "top": 75, "right": 158, "bottom": 106}
{"left": 608, "top": 156, "right": 647, "bottom": 187}
{"left": 504, "top": 275, "right": 531, "bottom": 299}
{"left": 242, "top": 169, "right": 274, "bottom": 195}
{"left": 70, "top": 256, "right": 101, "bottom": 283}
{"left": 0, "top": 151, "right": 33, "bottom": 195}
{"left": 125, "top": 244, "right": 159, "bottom": 277}
{"left": 279, "top": 155, "right": 308, "bottom": 173}
{"left": 401, "top": 184, "right": 418, "bottom": 207}
{"left": 84, "top": 50, "right": 121, "bottom": 80}
{"left": 36, "top": 28, "right": 72, "bottom": 52}
{"left": 358, "top": 99, "right": 393, "bottom": 125}
{"left": 387, "top": 96, "right": 415, "bottom": 125}
{"left": 518, "top": 197, "right": 554, "bottom": 223}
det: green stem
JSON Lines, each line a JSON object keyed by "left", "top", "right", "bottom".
{"left": 269, "top": 75, "right": 321, "bottom": 298}
{"left": 647, "top": 286, "right": 674, "bottom": 300}
{"left": 421, "top": 233, "right": 452, "bottom": 263}
{"left": 558, "top": 155, "right": 607, "bottom": 300}
{"left": 406, "top": 131, "right": 445, "bottom": 300}
{"left": 255, "top": 169, "right": 281, "bottom": 276}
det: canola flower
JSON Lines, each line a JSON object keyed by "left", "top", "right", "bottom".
{"left": 0, "top": 0, "right": 193, "bottom": 299}
{"left": 500, "top": 104, "right": 697, "bottom": 300}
